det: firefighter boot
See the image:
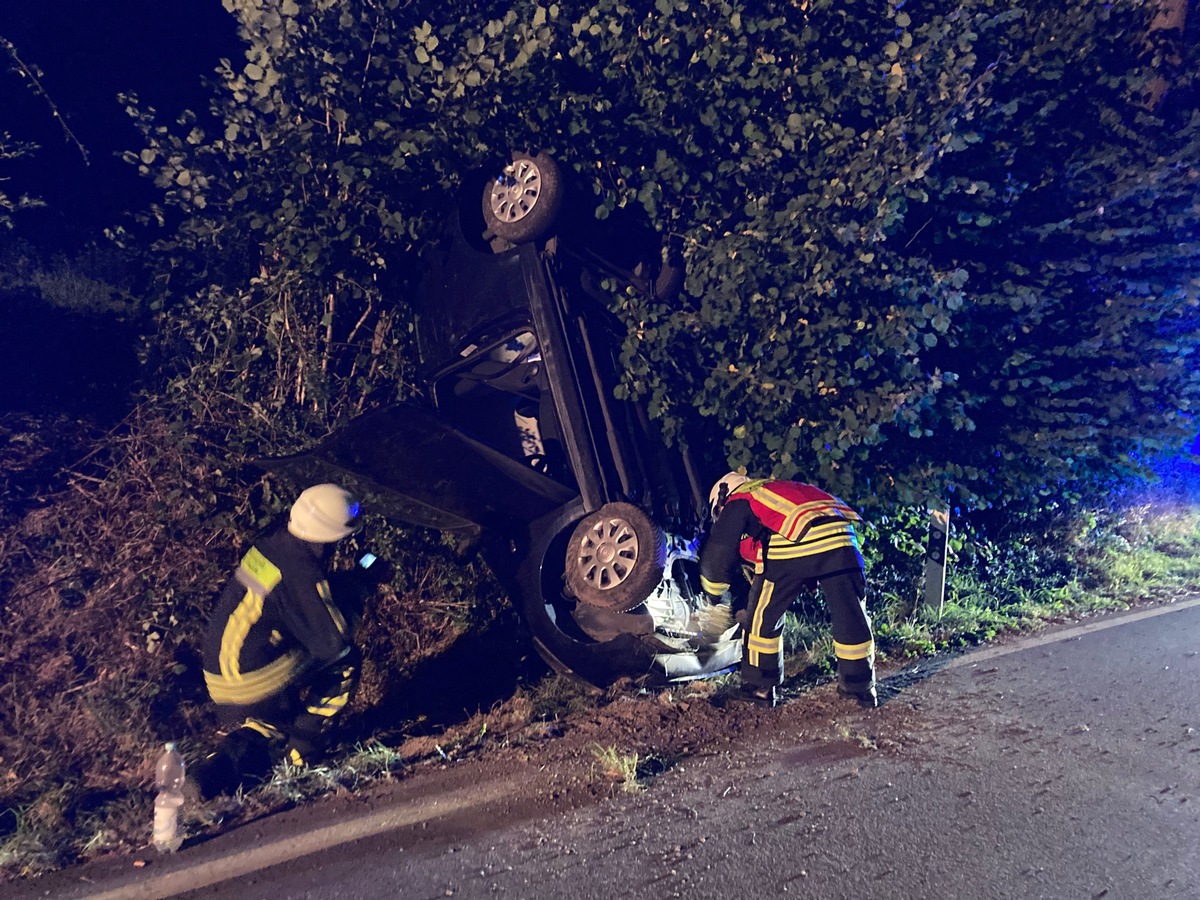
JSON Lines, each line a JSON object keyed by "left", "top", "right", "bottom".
{"left": 192, "top": 727, "right": 274, "bottom": 800}
{"left": 716, "top": 680, "right": 779, "bottom": 709}
{"left": 836, "top": 676, "right": 878, "bottom": 709}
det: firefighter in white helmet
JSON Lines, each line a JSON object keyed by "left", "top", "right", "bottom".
{"left": 194, "top": 484, "right": 375, "bottom": 799}
{"left": 701, "top": 473, "right": 876, "bottom": 709}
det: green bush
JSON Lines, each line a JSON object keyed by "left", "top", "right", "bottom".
{"left": 124, "top": 0, "right": 1200, "bottom": 505}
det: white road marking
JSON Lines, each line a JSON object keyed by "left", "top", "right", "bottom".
{"left": 87, "top": 776, "right": 525, "bottom": 900}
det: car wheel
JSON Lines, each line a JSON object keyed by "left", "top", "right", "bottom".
{"left": 630, "top": 248, "right": 685, "bottom": 301}
{"left": 565, "top": 502, "right": 666, "bottom": 612}
{"left": 482, "top": 151, "right": 563, "bottom": 244}
{"left": 653, "top": 258, "right": 686, "bottom": 300}
{"left": 505, "top": 512, "right": 659, "bottom": 689}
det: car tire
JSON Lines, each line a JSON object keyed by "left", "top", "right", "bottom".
{"left": 508, "top": 512, "right": 660, "bottom": 689}
{"left": 653, "top": 258, "right": 686, "bottom": 300}
{"left": 565, "top": 502, "right": 666, "bottom": 612}
{"left": 482, "top": 151, "right": 563, "bottom": 244}
{"left": 630, "top": 247, "right": 685, "bottom": 301}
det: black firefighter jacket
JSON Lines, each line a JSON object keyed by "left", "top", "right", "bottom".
{"left": 202, "top": 527, "right": 352, "bottom": 707}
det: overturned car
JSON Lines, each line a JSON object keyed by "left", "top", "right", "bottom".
{"left": 277, "top": 152, "right": 739, "bottom": 687}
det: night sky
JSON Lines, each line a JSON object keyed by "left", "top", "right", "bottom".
{"left": 1, "top": 1, "right": 240, "bottom": 244}
{"left": 1, "top": 4, "right": 241, "bottom": 416}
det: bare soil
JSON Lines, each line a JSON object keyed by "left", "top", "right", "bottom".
{"left": 195, "top": 660, "right": 923, "bottom": 855}
{"left": 11, "top": 657, "right": 939, "bottom": 898}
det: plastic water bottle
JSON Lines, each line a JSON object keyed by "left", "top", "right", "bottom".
{"left": 152, "top": 742, "right": 186, "bottom": 853}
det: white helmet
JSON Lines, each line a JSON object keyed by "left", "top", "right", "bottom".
{"left": 288, "top": 484, "right": 362, "bottom": 543}
{"left": 708, "top": 472, "right": 750, "bottom": 521}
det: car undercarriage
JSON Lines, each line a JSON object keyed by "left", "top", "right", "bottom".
{"left": 270, "top": 150, "right": 738, "bottom": 687}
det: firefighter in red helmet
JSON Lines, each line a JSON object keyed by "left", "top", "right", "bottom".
{"left": 701, "top": 473, "right": 876, "bottom": 709}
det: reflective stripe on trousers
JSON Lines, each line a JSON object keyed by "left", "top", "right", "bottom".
{"left": 740, "top": 547, "right": 873, "bottom": 691}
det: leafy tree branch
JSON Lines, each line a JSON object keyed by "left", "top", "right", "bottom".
{"left": 129, "top": 0, "right": 1200, "bottom": 509}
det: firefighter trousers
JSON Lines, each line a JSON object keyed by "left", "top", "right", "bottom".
{"left": 739, "top": 554, "right": 874, "bottom": 695}
{"left": 193, "top": 647, "right": 361, "bottom": 800}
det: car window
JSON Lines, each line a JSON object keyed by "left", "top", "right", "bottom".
{"left": 431, "top": 328, "right": 575, "bottom": 488}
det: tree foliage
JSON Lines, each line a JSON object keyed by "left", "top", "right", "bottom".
{"left": 133, "top": 0, "right": 1200, "bottom": 505}
{"left": 0, "top": 37, "right": 48, "bottom": 230}
{"left": 0, "top": 132, "right": 43, "bottom": 230}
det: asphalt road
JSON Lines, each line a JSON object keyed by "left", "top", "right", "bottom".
{"left": 20, "top": 599, "right": 1200, "bottom": 900}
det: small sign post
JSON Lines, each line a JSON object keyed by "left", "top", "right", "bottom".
{"left": 923, "top": 505, "right": 950, "bottom": 612}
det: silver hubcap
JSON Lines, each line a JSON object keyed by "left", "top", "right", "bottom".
{"left": 488, "top": 158, "right": 543, "bottom": 224}
{"left": 574, "top": 515, "right": 640, "bottom": 592}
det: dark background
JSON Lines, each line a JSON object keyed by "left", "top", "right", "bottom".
{"left": 1, "top": 3, "right": 240, "bottom": 416}
{"left": 1, "top": 1, "right": 239, "bottom": 245}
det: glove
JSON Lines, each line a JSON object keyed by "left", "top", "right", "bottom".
{"left": 695, "top": 601, "right": 733, "bottom": 640}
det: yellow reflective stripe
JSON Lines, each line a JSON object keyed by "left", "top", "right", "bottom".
{"left": 833, "top": 639, "right": 875, "bottom": 660}
{"left": 306, "top": 693, "right": 349, "bottom": 717}
{"left": 747, "top": 487, "right": 798, "bottom": 516}
{"left": 728, "top": 479, "right": 767, "bottom": 503}
{"left": 317, "top": 579, "right": 348, "bottom": 638}
{"left": 767, "top": 530, "right": 859, "bottom": 559}
{"left": 239, "top": 546, "right": 283, "bottom": 594}
{"left": 784, "top": 535, "right": 854, "bottom": 556}
{"left": 700, "top": 575, "right": 731, "bottom": 595}
{"left": 204, "top": 652, "right": 302, "bottom": 703}
{"left": 747, "top": 580, "right": 775, "bottom": 667}
{"left": 779, "top": 500, "right": 842, "bottom": 541}
{"left": 219, "top": 588, "right": 263, "bottom": 679}
{"left": 241, "top": 718, "right": 283, "bottom": 741}
{"left": 799, "top": 521, "right": 857, "bottom": 541}
{"left": 767, "top": 536, "right": 856, "bottom": 558}
{"left": 746, "top": 633, "right": 782, "bottom": 654}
